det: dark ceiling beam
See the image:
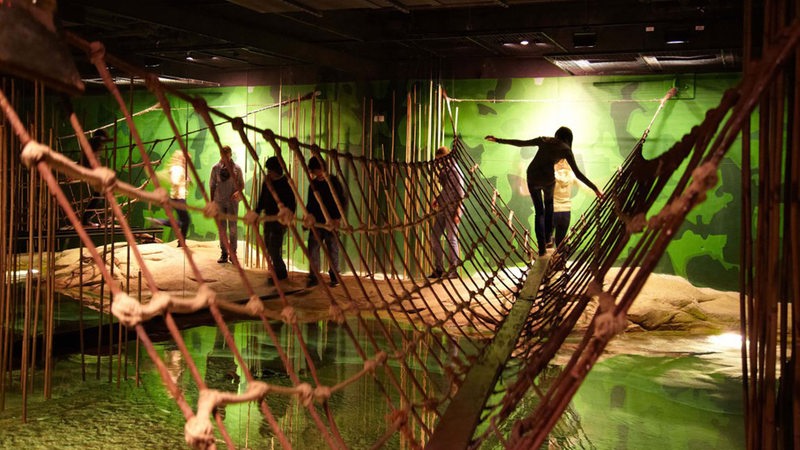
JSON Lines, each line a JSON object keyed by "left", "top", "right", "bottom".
{"left": 336, "top": 2, "right": 741, "bottom": 42}
{"left": 273, "top": 0, "right": 323, "bottom": 18}
{"left": 59, "top": 0, "right": 381, "bottom": 78}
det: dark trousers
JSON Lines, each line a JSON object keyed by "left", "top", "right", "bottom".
{"left": 553, "top": 211, "right": 571, "bottom": 247}
{"left": 431, "top": 210, "right": 459, "bottom": 272}
{"left": 308, "top": 228, "right": 339, "bottom": 279}
{"left": 528, "top": 181, "right": 555, "bottom": 254}
{"left": 217, "top": 201, "right": 238, "bottom": 256}
{"left": 264, "top": 222, "right": 288, "bottom": 280}
{"left": 173, "top": 198, "right": 190, "bottom": 240}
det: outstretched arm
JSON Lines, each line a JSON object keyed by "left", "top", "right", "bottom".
{"left": 485, "top": 135, "right": 539, "bottom": 148}
{"left": 565, "top": 154, "right": 603, "bottom": 198}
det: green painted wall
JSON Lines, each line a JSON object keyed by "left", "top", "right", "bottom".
{"left": 66, "top": 73, "right": 742, "bottom": 290}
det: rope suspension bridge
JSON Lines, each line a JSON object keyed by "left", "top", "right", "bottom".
{"left": 1, "top": 2, "right": 799, "bottom": 449}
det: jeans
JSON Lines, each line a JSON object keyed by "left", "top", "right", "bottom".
{"left": 217, "top": 201, "right": 238, "bottom": 256}
{"left": 264, "top": 222, "right": 288, "bottom": 280}
{"left": 308, "top": 228, "right": 340, "bottom": 278}
{"left": 528, "top": 181, "right": 555, "bottom": 254}
{"left": 431, "top": 210, "right": 459, "bottom": 272}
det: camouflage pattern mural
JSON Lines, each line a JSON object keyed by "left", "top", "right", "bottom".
{"left": 67, "top": 73, "right": 741, "bottom": 291}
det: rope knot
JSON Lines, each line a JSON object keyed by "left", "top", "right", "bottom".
{"left": 111, "top": 292, "right": 142, "bottom": 327}
{"left": 296, "top": 383, "right": 314, "bottom": 407}
{"left": 363, "top": 351, "right": 387, "bottom": 374}
{"left": 231, "top": 117, "right": 245, "bottom": 132}
{"left": 20, "top": 141, "right": 49, "bottom": 167}
{"left": 95, "top": 167, "right": 117, "bottom": 192}
{"left": 626, "top": 213, "right": 647, "bottom": 234}
{"left": 281, "top": 306, "right": 297, "bottom": 324}
{"left": 262, "top": 129, "right": 275, "bottom": 141}
{"left": 302, "top": 214, "right": 316, "bottom": 230}
{"left": 203, "top": 202, "right": 219, "bottom": 219}
{"left": 184, "top": 416, "right": 215, "bottom": 450}
{"left": 593, "top": 291, "right": 627, "bottom": 339}
{"left": 194, "top": 284, "right": 214, "bottom": 307}
{"left": 593, "top": 310, "right": 628, "bottom": 340}
{"left": 277, "top": 206, "right": 294, "bottom": 226}
{"left": 314, "top": 385, "right": 332, "bottom": 403}
{"left": 245, "top": 295, "right": 264, "bottom": 315}
{"left": 243, "top": 210, "right": 259, "bottom": 227}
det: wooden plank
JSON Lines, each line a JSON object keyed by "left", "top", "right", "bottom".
{"left": 426, "top": 256, "right": 549, "bottom": 449}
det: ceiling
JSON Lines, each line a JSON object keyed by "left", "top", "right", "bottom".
{"left": 55, "top": 0, "right": 744, "bottom": 87}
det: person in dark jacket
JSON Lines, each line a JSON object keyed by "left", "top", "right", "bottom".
{"left": 255, "top": 156, "right": 297, "bottom": 284}
{"left": 305, "top": 155, "right": 347, "bottom": 287}
{"left": 485, "top": 126, "right": 602, "bottom": 256}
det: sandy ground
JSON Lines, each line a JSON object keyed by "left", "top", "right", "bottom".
{"left": 46, "top": 240, "right": 740, "bottom": 334}
{"left": 50, "top": 240, "right": 520, "bottom": 329}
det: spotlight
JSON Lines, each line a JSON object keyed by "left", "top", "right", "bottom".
{"left": 665, "top": 30, "right": 689, "bottom": 45}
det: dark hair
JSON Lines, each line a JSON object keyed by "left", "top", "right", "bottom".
{"left": 308, "top": 155, "right": 324, "bottom": 171}
{"left": 265, "top": 156, "right": 283, "bottom": 175}
{"left": 555, "top": 126, "right": 573, "bottom": 147}
{"left": 89, "top": 129, "right": 110, "bottom": 151}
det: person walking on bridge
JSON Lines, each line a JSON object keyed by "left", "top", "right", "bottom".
{"left": 210, "top": 145, "right": 245, "bottom": 263}
{"left": 428, "top": 145, "right": 465, "bottom": 279}
{"left": 485, "top": 126, "right": 602, "bottom": 256}
{"left": 305, "top": 155, "right": 347, "bottom": 288}
{"left": 255, "top": 156, "right": 297, "bottom": 285}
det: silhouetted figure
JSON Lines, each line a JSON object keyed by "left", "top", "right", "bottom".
{"left": 485, "top": 127, "right": 602, "bottom": 256}
{"left": 255, "top": 156, "right": 297, "bottom": 284}
{"left": 305, "top": 155, "right": 346, "bottom": 287}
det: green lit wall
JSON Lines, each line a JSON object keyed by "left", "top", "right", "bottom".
{"left": 67, "top": 73, "right": 742, "bottom": 290}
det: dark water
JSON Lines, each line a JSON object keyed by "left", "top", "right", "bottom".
{"left": 0, "top": 323, "right": 743, "bottom": 449}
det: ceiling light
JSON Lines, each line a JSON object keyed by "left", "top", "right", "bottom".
{"left": 665, "top": 30, "right": 689, "bottom": 45}
{"left": 520, "top": 40, "right": 529, "bottom": 46}
{"left": 645, "top": 26, "right": 655, "bottom": 32}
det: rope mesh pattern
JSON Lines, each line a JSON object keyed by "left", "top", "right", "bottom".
{"left": 2, "top": 12, "right": 799, "bottom": 449}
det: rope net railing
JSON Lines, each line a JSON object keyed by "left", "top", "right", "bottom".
{"left": 2, "top": 3, "right": 798, "bottom": 449}
{"left": 466, "top": 12, "right": 800, "bottom": 450}
{"left": 1, "top": 31, "right": 541, "bottom": 449}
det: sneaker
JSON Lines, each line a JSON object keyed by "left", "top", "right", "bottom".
{"left": 306, "top": 277, "right": 318, "bottom": 287}
{"left": 427, "top": 270, "right": 443, "bottom": 279}
{"left": 217, "top": 255, "right": 228, "bottom": 264}
{"left": 329, "top": 278, "right": 339, "bottom": 287}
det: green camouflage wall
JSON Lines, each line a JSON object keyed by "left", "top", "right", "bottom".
{"left": 67, "top": 73, "right": 741, "bottom": 291}
{"left": 443, "top": 74, "right": 742, "bottom": 291}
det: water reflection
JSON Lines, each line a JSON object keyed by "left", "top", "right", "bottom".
{"left": 0, "top": 321, "right": 744, "bottom": 449}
